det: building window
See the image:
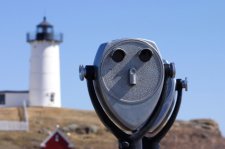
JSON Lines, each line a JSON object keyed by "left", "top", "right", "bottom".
{"left": 50, "top": 93, "right": 55, "bottom": 102}
{"left": 37, "top": 27, "right": 43, "bottom": 33}
{"left": 55, "top": 134, "right": 59, "bottom": 142}
{"left": 47, "top": 27, "right": 53, "bottom": 33}
{"left": 0, "top": 94, "right": 5, "bottom": 105}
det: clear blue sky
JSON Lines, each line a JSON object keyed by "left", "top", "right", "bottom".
{"left": 0, "top": 0, "right": 225, "bottom": 136}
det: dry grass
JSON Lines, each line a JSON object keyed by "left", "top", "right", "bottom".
{"left": 0, "top": 107, "right": 116, "bottom": 149}
{"left": 0, "top": 108, "right": 22, "bottom": 121}
{"left": 0, "top": 107, "right": 224, "bottom": 149}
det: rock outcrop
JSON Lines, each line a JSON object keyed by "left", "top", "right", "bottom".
{"left": 161, "top": 119, "right": 225, "bottom": 149}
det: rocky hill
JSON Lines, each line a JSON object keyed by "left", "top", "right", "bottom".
{"left": 0, "top": 107, "right": 224, "bottom": 149}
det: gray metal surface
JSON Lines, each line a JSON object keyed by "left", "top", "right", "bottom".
{"left": 147, "top": 78, "right": 176, "bottom": 136}
{"left": 93, "top": 39, "right": 165, "bottom": 130}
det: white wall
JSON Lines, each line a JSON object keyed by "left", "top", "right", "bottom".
{"left": 0, "top": 92, "right": 28, "bottom": 107}
{"left": 28, "top": 41, "right": 61, "bottom": 107}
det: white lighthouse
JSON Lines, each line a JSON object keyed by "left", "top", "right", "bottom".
{"left": 27, "top": 17, "right": 63, "bottom": 107}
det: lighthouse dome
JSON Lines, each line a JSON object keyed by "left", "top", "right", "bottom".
{"left": 27, "top": 17, "right": 63, "bottom": 43}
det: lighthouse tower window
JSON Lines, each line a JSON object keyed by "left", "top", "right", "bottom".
{"left": 50, "top": 93, "right": 55, "bottom": 102}
{"left": 0, "top": 94, "right": 5, "bottom": 105}
{"left": 37, "top": 27, "right": 43, "bottom": 33}
{"left": 47, "top": 28, "right": 53, "bottom": 33}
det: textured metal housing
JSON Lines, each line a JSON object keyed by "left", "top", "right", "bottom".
{"left": 93, "top": 39, "right": 165, "bottom": 130}
{"left": 147, "top": 77, "right": 176, "bottom": 136}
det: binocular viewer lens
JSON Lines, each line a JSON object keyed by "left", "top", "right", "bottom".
{"left": 139, "top": 49, "right": 153, "bottom": 62}
{"left": 111, "top": 49, "right": 126, "bottom": 62}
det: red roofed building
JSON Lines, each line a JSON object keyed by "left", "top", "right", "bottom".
{"left": 40, "top": 129, "right": 75, "bottom": 149}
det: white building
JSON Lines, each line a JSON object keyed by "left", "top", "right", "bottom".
{"left": 0, "top": 91, "right": 28, "bottom": 107}
{"left": 0, "top": 17, "right": 63, "bottom": 108}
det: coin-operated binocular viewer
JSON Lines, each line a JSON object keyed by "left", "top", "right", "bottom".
{"left": 79, "top": 39, "right": 187, "bottom": 149}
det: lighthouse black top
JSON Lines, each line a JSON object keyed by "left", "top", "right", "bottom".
{"left": 27, "top": 17, "right": 63, "bottom": 43}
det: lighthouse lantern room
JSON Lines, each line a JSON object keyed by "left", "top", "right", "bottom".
{"left": 27, "top": 17, "right": 63, "bottom": 107}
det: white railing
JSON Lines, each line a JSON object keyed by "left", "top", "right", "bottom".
{"left": 0, "top": 121, "right": 28, "bottom": 131}
{"left": 0, "top": 100, "right": 29, "bottom": 131}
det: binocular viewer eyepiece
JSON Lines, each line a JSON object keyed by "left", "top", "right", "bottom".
{"left": 79, "top": 38, "right": 187, "bottom": 149}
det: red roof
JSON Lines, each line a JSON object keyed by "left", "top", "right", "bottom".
{"left": 40, "top": 129, "right": 75, "bottom": 149}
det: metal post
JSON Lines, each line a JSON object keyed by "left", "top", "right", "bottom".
{"left": 142, "top": 138, "right": 160, "bottom": 149}
{"left": 119, "top": 139, "right": 142, "bottom": 149}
